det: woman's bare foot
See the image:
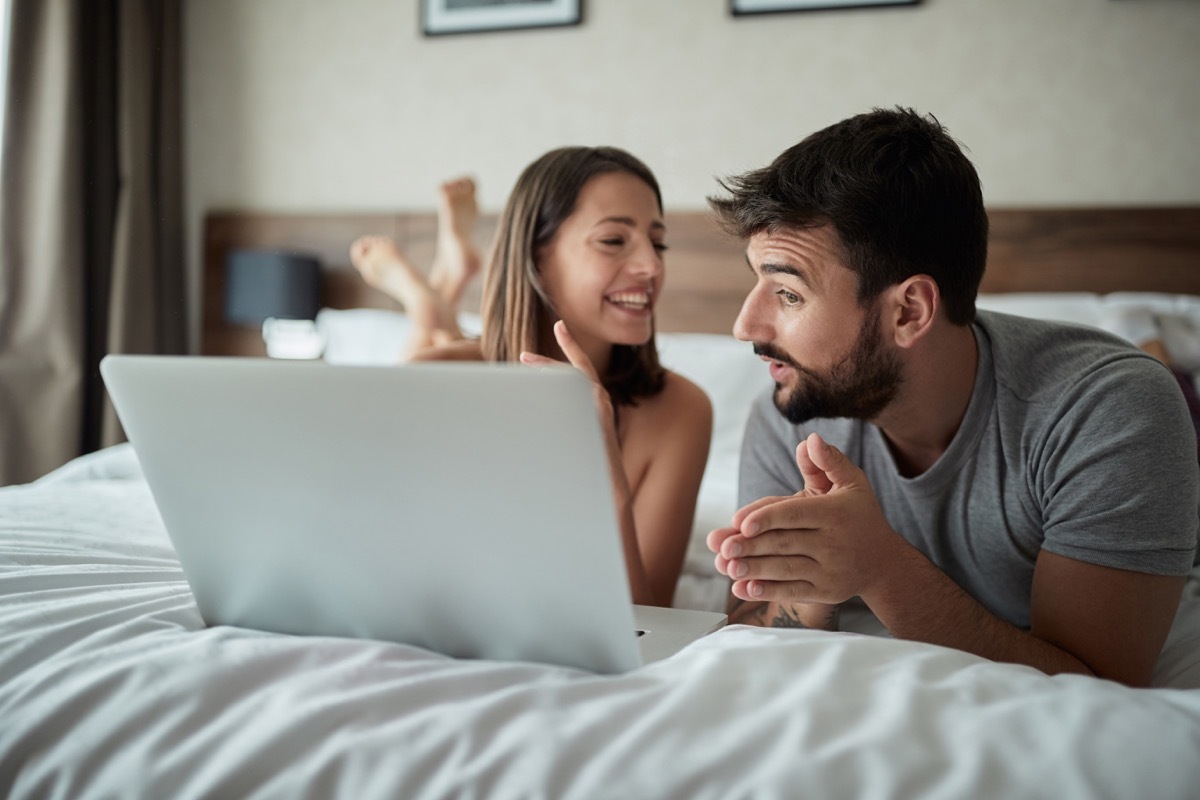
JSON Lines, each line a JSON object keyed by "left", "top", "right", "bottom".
{"left": 349, "top": 235, "right": 461, "bottom": 346}
{"left": 430, "top": 176, "right": 482, "bottom": 309}
{"left": 349, "top": 235, "right": 424, "bottom": 302}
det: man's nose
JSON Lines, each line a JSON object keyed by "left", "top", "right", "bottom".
{"left": 733, "top": 286, "right": 769, "bottom": 343}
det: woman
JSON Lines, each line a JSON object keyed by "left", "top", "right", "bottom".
{"left": 350, "top": 147, "right": 713, "bottom": 608}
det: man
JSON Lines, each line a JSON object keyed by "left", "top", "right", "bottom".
{"left": 705, "top": 107, "right": 1199, "bottom": 687}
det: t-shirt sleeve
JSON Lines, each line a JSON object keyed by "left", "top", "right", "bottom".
{"left": 738, "top": 388, "right": 804, "bottom": 509}
{"left": 1036, "top": 356, "right": 1200, "bottom": 575}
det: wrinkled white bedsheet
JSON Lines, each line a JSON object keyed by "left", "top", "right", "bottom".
{"left": 3, "top": 445, "right": 1200, "bottom": 799}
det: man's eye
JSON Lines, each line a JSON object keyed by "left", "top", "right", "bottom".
{"left": 775, "top": 288, "right": 801, "bottom": 307}
{"left": 653, "top": 242, "right": 669, "bottom": 253}
{"left": 601, "top": 238, "right": 625, "bottom": 247}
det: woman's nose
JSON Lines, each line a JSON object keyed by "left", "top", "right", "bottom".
{"left": 628, "top": 240, "right": 664, "bottom": 278}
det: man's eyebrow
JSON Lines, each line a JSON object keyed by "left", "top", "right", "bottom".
{"left": 744, "top": 254, "right": 814, "bottom": 289}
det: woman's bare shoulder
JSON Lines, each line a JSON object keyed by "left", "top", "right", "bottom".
{"left": 662, "top": 370, "right": 712, "bottom": 412}
{"left": 619, "top": 370, "right": 712, "bottom": 489}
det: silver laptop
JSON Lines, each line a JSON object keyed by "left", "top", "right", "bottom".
{"left": 100, "top": 355, "right": 724, "bottom": 673}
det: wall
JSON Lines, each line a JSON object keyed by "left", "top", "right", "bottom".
{"left": 184, "top": 0, "right": 1200, "bottom": 347}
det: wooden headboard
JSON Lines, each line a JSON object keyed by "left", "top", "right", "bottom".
{"left": 202, "top": 207, "right": 1200, "bottom": 357}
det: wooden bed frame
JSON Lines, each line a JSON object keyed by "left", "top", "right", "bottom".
{"left": 202, "top": 207, "right": 1200, "bottom": 357}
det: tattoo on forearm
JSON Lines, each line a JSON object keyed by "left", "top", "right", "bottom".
{"left": 770, "top": 605, "right": 809, "bottom": 629}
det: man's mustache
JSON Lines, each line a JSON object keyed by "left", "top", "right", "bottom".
{"left": 753, "top": 342, "right": 800, "bottom": 370}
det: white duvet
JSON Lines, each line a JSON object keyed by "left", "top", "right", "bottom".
{"left": 3, "top": 445, "right": 1200, "bottom": 799}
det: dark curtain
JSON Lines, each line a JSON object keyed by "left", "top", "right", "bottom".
{"left": 0, "top": 0, "right": 185, "bottom": 485}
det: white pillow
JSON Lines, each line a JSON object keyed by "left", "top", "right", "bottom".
{"left": 316, "top": 308, "right": 482, "bottom": 365}
{"left": 975, "top": 292, "right": 1104, "bottom": 327}
{"left": 656, "top": 332, "right": 768, "bottom": 491}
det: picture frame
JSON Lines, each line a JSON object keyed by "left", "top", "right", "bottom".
{"left": 422, "top": 0, "right": 583, "bottom": 37}
{"left": 731, "top": 0, "right": 919, "bottom": 15}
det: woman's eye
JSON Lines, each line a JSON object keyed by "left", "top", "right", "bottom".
{"left": 600, "top": 238, "right": 625, "bottom": 247}
{"left": 653, "top": 242, "right": 669, "bottom": 253}
{"left": 775, "top": 288, "right": 801, "bottom": 307}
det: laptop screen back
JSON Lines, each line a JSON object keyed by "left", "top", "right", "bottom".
{"left": 101, "top": 356, "right": 642, "bottom": 673}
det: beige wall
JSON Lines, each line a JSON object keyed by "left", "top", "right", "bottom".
{"left": 184, "top": 0, "right": 1200, "bottom": 345}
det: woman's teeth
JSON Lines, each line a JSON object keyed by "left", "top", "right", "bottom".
{"left": 608, "top": 291, "right": 650, "bottom": 310}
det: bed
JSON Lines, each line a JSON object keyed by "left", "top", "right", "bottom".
{"left": 3, "top": 207, "right": 1200, "bottom": 798}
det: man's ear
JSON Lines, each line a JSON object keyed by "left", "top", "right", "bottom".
{"left": 884, "top": 275, "right": 938, "bottom": 349}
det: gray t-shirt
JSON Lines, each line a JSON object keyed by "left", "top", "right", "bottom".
{"left": 739, "top": 310, "right": 1200, "bottom": 628}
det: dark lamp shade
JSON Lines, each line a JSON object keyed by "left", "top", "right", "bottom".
{"left": 223, "top": 249, "right": 321, "bottom": 325}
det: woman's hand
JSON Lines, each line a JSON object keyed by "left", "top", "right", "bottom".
{"left": 519, "top": 320, "right": 614, "bottom": 436}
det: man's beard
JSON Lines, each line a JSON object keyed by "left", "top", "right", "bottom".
{"left": 757, "top": 313, "right": 903, "bottom": 425}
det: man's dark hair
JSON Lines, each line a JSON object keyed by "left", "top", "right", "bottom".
{"left": 708, "top": 107, "right": 988, "bottom": 325}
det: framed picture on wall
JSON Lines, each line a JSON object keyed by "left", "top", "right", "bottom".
{"left": 422, "top": 0, "right": 583, "bottom": 36}
{"left": 731, "top": 0, "right": 919, "bottom": 15}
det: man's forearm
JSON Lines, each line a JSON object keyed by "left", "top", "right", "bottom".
{"left": 865, "top": 545, "right": 1094, "bottom": 677}
{"left": 724, "top": 548, "right": 1099, "bottom": 679}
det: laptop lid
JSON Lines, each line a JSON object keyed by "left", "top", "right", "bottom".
{"left": 101, "top": 355, "right": 657, "bottom": 673}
